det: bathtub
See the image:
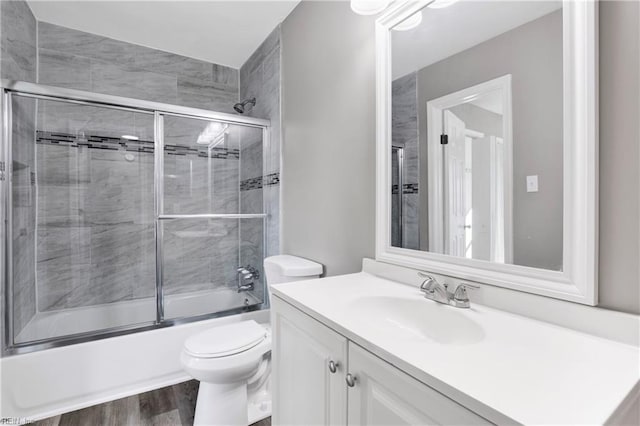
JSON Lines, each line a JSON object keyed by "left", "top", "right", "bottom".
{"left": 1, "top": 289, "right": 268, "bottom": 421}
{"left": 15, "top": 287, "right": 262, "bottom": 343}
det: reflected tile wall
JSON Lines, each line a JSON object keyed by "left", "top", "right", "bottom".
{"left": 392, "top": 72, "right": 420, "bottom": 250}
{"left": 38, "top": 22, "right": 239, "bottom": 113}
{"left": 240, "top": 26, "right": 281, "bottom": 259}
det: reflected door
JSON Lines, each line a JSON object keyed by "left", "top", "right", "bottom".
{"left": 443, "top": 110, "right": 469, "bottom": 258}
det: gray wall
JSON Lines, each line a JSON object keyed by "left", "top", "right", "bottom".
{"left": 598, "top": 0, "right": 640, "bottom": 314}
{"left": 281, "top": 1, "right": 376, "bottom": 276}
{"left": 416, "top": 10, "right": 564, "bottom": 271}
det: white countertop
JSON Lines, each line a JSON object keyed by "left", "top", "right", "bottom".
{"left": 271, "top": 272, "right": 640, "bottom": 425}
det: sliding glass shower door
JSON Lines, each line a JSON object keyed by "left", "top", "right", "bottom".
{"left": 2, "top": 84, "right": 267, "bottom": 351}
{"left": 159, "top": 114, "right": 265, "bottom": 320}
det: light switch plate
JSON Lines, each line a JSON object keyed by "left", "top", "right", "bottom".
{"left": 526, "top": 175, "right": 539, "bottom": 192}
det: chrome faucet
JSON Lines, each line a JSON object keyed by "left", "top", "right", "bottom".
{"left": 236, "top": 265, "right": 259, "bottom": 293}
{"left": 418, "top": 272, "right": 478, "bottom": 308}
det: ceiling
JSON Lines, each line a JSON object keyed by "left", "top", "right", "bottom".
{"left": 392, "top": 0, "right": 562, "bottom": 79}
{"left": 27, "top": 0, "right": 301, "bottom": 69}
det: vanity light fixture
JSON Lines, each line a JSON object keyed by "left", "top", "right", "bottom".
{"left": 350, "top": 0, "right": 392, "bottom": 15}
{"left": 351, "top": 0, "right": 457, "bottom": 21}
{"left": 428, "top": 0, "right": 460, "bottom": 8}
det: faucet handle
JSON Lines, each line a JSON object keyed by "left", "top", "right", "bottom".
{"left": 418, "top": 273, "right": 436, "bottom": 293}
{"left": 453, "top": 283, "right": 479, "bottom": 302}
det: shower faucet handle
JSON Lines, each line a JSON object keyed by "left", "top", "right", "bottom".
{"left": 237, "top": 265, "right": 260, "bottom": 281}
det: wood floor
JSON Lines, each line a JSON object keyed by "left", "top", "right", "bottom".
{"left": 30, "top": 380, "right": 271, "bottom": 426}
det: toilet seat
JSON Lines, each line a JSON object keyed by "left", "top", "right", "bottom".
{"left": 181, "top": 321, "right": 272, "bottom": 385}
{"left": 184, "top": 320, "right": 267, "bottom": 358}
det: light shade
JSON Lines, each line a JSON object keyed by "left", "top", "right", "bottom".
{"left": 393, "top": 11, "right": 422, "bottom": 31}
{"left": 428, "top": 0, "right": 460, "bottom": 9}
{"left": 350, "top": 0, "right": 392, "bottom": 15}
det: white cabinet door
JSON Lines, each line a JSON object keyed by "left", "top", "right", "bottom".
{"left": 347, "top": 343, "right": 490, "bottom": 425}
{"left": 271, "top": 297, "right": 348, "bottom": 426}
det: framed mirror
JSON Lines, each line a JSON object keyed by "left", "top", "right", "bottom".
{"left": 375, "top": 0, "right": 598, "bottom": 304}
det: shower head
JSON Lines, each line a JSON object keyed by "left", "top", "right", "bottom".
{"left": 233, "top": 97, "right": 256, "bottom": 114}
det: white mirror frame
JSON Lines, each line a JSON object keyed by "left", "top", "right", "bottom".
{"left": 375, "top": 0, "right": 598, "bottom": 305}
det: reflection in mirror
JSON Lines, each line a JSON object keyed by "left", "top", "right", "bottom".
{"left": 390, "top": 0, "right": 563, "bottom": 272}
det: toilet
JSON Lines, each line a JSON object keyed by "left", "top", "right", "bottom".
{"left": 181, "top": 255, "right": 323, "bottom": 426}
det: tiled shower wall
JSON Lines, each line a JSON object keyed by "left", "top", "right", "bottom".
{"left": 37, "top": 22, "right": 239, "bottom": 113}
{"left": 33, "top": 22, "right": 246, "bottom": 312}
{"left": 2, "top": 0, "right": 280, "bottom": 324}
{"left": 1, "top": 0, "right": 38, "bottom": 335}
{"left": 391, "top": 72, "right": 420, "bottom": 249}
{"left": 239, "top": 26, "right": 282, "bottom": 301}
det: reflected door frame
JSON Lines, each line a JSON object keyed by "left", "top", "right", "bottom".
{"left": 426, "top": 74, "right": 514, "bottom": 263}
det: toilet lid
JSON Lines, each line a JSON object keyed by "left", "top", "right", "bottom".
{"left": 184, "top": 320, "right": 267, "bottom": 358}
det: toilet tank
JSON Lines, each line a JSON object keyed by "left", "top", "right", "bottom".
{"left": 264, "top": 255, "right": 323, "bottom": 285}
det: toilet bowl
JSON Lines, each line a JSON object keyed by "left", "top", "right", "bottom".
{"left": 181, "top": 255, "right": 323, "bottom": 426}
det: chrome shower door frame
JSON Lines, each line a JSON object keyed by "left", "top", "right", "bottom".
{"left": 1, "top": 80, "right": 270, "bottom": 355}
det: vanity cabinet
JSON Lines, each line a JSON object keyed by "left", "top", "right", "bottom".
{"left": 271, "top": 297, "right": 348, "bottom": 425}
{"left": 271, "top": 296, "right": 490, "bottom": 426}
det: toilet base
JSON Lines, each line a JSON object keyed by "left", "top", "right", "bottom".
{"left": 193, "top": 381, "right": 272, "bottom": 426}
{"left": 194, "top": 382, "right": 247, "bottom": 426}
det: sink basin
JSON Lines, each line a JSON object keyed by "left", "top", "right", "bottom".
{"left": 348, "top": 296, "right": 485, "bottom": 345}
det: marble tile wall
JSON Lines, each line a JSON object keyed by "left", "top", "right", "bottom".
{"left": 34, "top": 112, "right": 251, "bottom": 310}
{"left": 391, "top": 72, "right": 420, "bottom": 250}
{"left": 239, "top": 126, "right": 265, "bottom": 301}
{"left": 32, "top": 23, "right": 251, "bottom": 311}
{"left": 161, "top": 118, "right": 242, "bottom": 297}
{"left": 0, "top": 0, "right": 37, "bottom": 82}
{"left": 240, "top": 26, "right": 281, "bottom": 264}
{"left": 1, "top": 0, "right": 38, "bottom": 336}
{"left": 37, "top": 22, "right": 239, "bottom": 113}
{"left": 35, "top": 107, "right": 157, "bottom": 311}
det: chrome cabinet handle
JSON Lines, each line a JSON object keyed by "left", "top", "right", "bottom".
{"left": 328, "top": 360, "right": 339, "bottom": 374}
{"left": 346, "top": 373, "right": 357, "bottom": 387}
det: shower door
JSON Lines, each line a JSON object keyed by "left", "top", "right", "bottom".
{"left": 1, "top": 82, "right": 268, "bottom": 352}
{"left": 8, "top": 94, "right": 158, "bottom": 345}
{"left": 159, "top": 114, "right": 265, "bottom": 320}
